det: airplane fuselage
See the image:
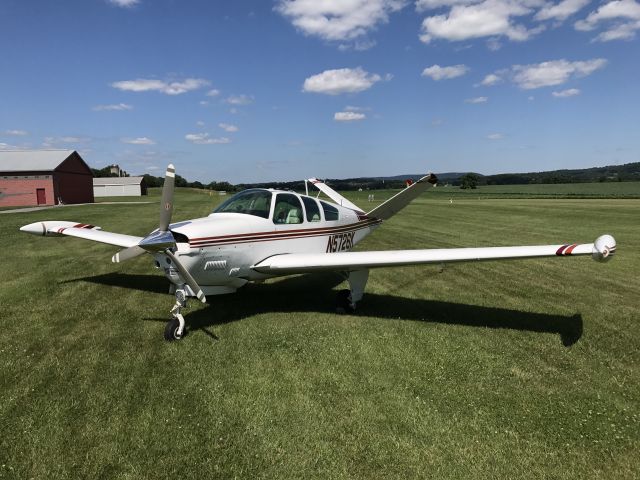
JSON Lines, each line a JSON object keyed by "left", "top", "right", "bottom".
{"left": 157, "top": 188, "right": 382, "bottom": 295}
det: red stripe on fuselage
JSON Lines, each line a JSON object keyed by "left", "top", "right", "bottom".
{"left": 189, "top": 218, "right": 381, "bottom": 248}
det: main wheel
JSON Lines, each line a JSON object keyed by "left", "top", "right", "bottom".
{"left": 336, "top": 289, "right": 355, "bottom": 314}
{"left": 164, "top": 318, "right": 185, "bottom": 341}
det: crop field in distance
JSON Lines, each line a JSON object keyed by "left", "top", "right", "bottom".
{"left": 0, "top": 185, "right": 638, "bottom": 479}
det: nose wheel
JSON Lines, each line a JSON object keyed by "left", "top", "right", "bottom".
{"left": 165, "top": 287, "right": 188, "bottom": 341}
{"left": 164, "top": 317, "right": 184, "bottom": 341}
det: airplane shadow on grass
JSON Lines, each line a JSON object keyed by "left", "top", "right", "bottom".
{"left": 68, "top": 272, "right": 583, "bottom": 347}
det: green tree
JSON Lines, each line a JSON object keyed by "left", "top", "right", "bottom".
{"left": 460, "top": 173, "right": 479, "bottom": 189}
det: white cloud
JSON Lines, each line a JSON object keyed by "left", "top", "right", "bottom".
{"left": 4, "top": 129, "right": 28, "bottom": 136}
{"left": 419, "top": 0, "right": 544, "bottom": 44}
{"left": 275, "top": 0, "right": 407, "bottom": 41}
{"left": 303, "top": 67, "right": 385, "bottom": 95}
{"left": 592, "top": 20, "right": 640, "bottom": 40}
{"left": 487, "top": 132, "right": 504, "bottom": 139}
{"left": 552, "top": 87, "right": 581, "bottom": 97}
{"left": 416, "top": 0, "right": 477, "bottom": 11}
{"left": 225, "top": 94, "right": 254, "bottom": 105}
{"left": 465, "top": 96, "right": 488, "bottom": 103}
{"left": 535, "top": 0, "right": 590, "bottom": 21}
{"left": 196, "top": 121, "right": 206, "bottom": 127}
{"left": 480, "top": 73, "right": 502, "bottom": 86}
{"left": 92, "top": 103, "right": 133, "bottom": 111}
{"left": 334, "top": 111, "right": 367, "bottom": 121}
{"left": 122, "top": 137, "right": 155, "bottom": 145}
{"left": 509, "top": 58, "right": 607, "bottom": 89}
{"left": 575, "top": 0, "right": 640, "bottom": 41}
{"left": 43, "top": 136, "right": 90, "bottom": 145}
{"left": 111, "top": 78, "right": 210, "bottom": 95}
{"left": 421, "top": 64, "right": 469, "bottom": 80}
{"left": 206, "top": 89, "right": 220, "bottom": 97}
{"left": 185, "top": 133, "right": 231, "bottom": 145}
{"left": 337, "top": 38, "right": 378, "bottom": 50}
{"left": 108, "top": 0, "right": 139, "bottom": 7}
{"left": 218, "top": 123, "right": 239, "bottom": 132}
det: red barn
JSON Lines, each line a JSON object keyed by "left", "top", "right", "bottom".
{"left": 0, "top": 150, "right": 94, "bottom": 207}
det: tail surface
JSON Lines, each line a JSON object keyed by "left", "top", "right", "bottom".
{"left": 367, "top": 173, "right": 437, "bottom": 220}
{"left": 307, "top": 178, "right": 363, "bottom": 213}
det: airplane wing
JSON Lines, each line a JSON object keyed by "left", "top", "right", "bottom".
{"left": 252, "top": 235, "right": 616, "bottom": 274}
{"left": 20, "top": 221, "right": 143, "bottom": 248}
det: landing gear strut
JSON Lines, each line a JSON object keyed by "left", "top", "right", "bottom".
{"left": 336, "top": 289, "right": 355, "bottom": 314}
{"left": 165, "top": 287, "right": 188, "bottom": 341}
{"left": 335, "top": 269, "right": 369, "bottom": 314}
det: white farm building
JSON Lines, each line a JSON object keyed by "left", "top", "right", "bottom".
{"left": 93, "top": 176, "right": 148, "bottom": 197}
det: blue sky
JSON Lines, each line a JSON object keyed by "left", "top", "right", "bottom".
{"left": 1, "top": 0, "right": 638, "bottom": 183}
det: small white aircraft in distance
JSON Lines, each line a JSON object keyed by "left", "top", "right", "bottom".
{"left": 21, "top": 164, "right": 616, "bottom": 341}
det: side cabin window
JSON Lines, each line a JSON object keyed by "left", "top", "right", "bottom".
{"left": 320, "top": 201, "right": 339, "bottom": 221}
{"left": 301, "top": 196, "right": 321, "bottom": 222}
{"left": 273, "top": 193, "right": 303, "bottom": 224}
{"left": 212, "top": 189, "right": 272, "bottom": 219}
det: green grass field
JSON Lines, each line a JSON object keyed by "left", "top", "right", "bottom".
{"left": 0, "top": 188, "right": 638, "bottom": 479}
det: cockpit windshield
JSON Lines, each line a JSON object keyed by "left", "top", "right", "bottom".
{"left": 212, "top": 189, "right": 272, "bottom": 219}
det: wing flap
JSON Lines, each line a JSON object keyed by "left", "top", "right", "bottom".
{"left": 252, "top": 243, "right": 595, "bottom": 274}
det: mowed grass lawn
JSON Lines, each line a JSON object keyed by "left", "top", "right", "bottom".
{"left": 0, "top": 188, "right": 638, "bottom": 479}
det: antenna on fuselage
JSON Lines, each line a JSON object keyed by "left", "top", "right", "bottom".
{"left": 304, "top": 180, "right": 308, "bottom": 196}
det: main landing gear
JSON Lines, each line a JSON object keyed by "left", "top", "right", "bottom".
{"left": 335, "top": 269, "right": 369, "bottom": 315}
{"left": 165, "top": 287, "right": 188, "bottom": 341}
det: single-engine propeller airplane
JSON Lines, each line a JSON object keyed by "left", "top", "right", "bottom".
{"left": 21, "top": 164, "right": 616, "bottom": 341}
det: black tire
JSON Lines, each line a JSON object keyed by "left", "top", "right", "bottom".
{"left": 164, "top": 318, "right": 184, "bottom": 341}
{"left": 336, "top": 289, "right": 355, "bottom": 314}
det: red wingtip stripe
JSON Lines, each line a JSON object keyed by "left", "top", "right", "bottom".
{"left": 565, "top": 244, "right": 578, "bottom": 255}
{"left": 556, "top": 244, "right": 570, "bottom": 256}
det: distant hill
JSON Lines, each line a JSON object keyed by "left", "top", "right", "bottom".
{"left": 135, "top": 161, "right": 640, "bottom": 191}
{"left": 381, "top": 163, "right": 640, "bottom": 186}
{"left": 314, "top": 162, "right": 640, "bottom": 190}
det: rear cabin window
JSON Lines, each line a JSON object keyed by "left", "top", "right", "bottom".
{"left": 301, "top": 196, "right": 321, "bottom": 222}
{"left": 273, "top": 193, "right": 303, "bottom": 224}
{"left": 320, "top": 201, "right": 339, "bottom": 221}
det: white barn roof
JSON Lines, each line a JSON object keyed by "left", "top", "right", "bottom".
{"left": 0, "top": 150, "right": 76, "bottom": 172}
{"left": 93, "top": 176, "right": 145, "bottom": 186}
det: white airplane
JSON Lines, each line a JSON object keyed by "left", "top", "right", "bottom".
{"left": 21, "top": 164, "right": 616, "bottom": 341}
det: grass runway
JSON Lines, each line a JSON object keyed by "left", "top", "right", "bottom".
{"left": 0, "top": 187, "right": 638, "bottom": 479}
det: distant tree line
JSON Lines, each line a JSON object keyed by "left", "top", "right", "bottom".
{"left": 454, "top": 162, "right": 640, "bottom": 187}
{"left": 91, "top": 166, "right": 129, "bottom": 178}
{"left": 92, "top": 161, "right": 640, "bottom": 192}
{"left": 141, "top": 173, "right": 236, "bottom": 192}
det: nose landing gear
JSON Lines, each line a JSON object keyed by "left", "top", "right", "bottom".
{"left": 165, "top": 287, "right": 188, "bottom": 341}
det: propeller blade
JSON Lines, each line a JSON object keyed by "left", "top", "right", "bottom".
{"left": 112, "top": 245, "right": 146, "bottom": 263}
{"left": 159, "top": 163, "right": 175, "bottom": 232}
{"left": 165, "top": 249, "right": 207, "bottom": 303}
